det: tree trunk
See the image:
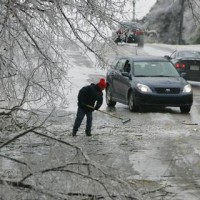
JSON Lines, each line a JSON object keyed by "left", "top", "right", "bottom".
{"left": 178, "top": 0, "right": 185, "bottom": 44}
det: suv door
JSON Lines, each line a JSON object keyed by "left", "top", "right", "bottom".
{"left": 120, "top": 60, "right": 132, "bottom": 102}
{"left": 112, "top": 59, "right": 132, "bottom": 102}
{"left": 111, "top": 59, "right": 126, "bottom": 100}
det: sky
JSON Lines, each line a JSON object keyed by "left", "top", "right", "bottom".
{"left": 134, "top": 0, "right": 157, "bottom": 19}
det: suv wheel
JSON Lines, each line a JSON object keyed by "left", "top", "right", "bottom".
{"left": 106, "top": 86, "right": 116, "bottom": 107}
{"left": 128, "top": 92, "right": 139, "bottom": 112}
{"left": 180, "top": 105, "right": 191, "bottom": 113}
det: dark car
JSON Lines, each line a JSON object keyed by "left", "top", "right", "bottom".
{"left": 112, "top": 22, "right": 144, "bottom": 47}
{"left": 106, "top": 56, "right": 193, "bottom": 113}
{"left": 164, "top": 50, "right": 200, "bottom": 82}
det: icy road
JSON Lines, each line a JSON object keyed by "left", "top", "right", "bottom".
{"left": 1, "top": 42, "right": 200, "bottom": 200}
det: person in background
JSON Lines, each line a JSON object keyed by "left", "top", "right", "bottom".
{"left": 72, "top": 78, "right": 107, "bottom": 136}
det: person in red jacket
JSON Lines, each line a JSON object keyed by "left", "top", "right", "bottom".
{"left": 72, "top": 78, "right": 107, "bottom": 136}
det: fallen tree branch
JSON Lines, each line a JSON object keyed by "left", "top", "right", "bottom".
{"left": 0, "top": 108, "right": 55, "bottom": 149}
{"left": 0, "top": 154, "right": 27, "bottom": 165}
{"left": 0, "top": 178, "right": 139, "bottom": 200}
{"left": 182, "top": 122, "right": 198, "bottom": 125}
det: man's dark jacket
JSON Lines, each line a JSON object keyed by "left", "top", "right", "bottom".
{"left": 78, "top": 83, "right": 103, "bottom": 112}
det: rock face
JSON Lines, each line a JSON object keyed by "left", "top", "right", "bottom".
{"left": 143, "top": 0, "right": 200, "bottom": 44}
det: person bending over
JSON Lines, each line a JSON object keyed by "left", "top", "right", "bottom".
{"left": 72, "top": 78, "right": 106, "bottom": 136}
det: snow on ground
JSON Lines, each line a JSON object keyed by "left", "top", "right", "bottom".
{"left": 154, "top": 44, "right": 200, "bottom": 51}
{"left": 144, "top": 45, "right": 171, "bottom": 56}
{"left": 150, "top": 43, "right": 200, "bottom": 52}
{"left": 144, "top": 43, "right": 200, "bottom": 57}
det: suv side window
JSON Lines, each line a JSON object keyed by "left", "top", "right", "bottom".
{"left": 115, "top": 59, "right": 126, "bottom": 72}
{"left": 124, "top": 60, "right": 131, "bottom": 73}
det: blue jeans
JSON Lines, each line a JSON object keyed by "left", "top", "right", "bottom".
{"left": 73, "top": 107, "right": 93, "bottom": 134}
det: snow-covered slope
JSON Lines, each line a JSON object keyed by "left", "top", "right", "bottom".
{"left": 143, "top": 0, "right": 200, "bottom": 44}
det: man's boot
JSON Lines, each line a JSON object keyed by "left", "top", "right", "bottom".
{"left": 72, "top": 130, "right": 77, "bottom": 137}
{"left": 85, "top": 131, "right": 91, "bottom": 136}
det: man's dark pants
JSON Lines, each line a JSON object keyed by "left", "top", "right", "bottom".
{"left": 73, "top": 107, "right": 92, "bottom": 136}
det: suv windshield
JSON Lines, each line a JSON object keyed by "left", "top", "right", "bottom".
{"left": 133, "top": 61, "right": 180, "bottom": 77}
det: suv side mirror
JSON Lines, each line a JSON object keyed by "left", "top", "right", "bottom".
{"left": 121, "top": 72, "right": 132, "bottom": 80}
{"left": 164, "top": 55, "right": 171, "bottom": 60}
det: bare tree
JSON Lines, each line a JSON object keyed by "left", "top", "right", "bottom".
{"left": 178, "top": 0, "right": 185, "bottom": 44}
{"left": 179, "top": 0, "right": 200, "bottom": 44}
{"left": 0, "top": 0, "right": 132, "bottom": 116}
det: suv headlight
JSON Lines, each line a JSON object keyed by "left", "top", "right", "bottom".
{"left": 183, "top": 84, "right": 192, "bottom": 93}
{"left": 137, "top": 83, "right": 152, "bottom": 93}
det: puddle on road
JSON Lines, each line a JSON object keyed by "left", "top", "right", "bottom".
{"left": 128, "top": 130, "right": 200, "bottom": 200}
{"left": 129, "top": 148, "right": 170, "bottom": 180}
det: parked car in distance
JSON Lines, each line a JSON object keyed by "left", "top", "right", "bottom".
{"left": 164, "top": 50, "right": 200, "bottom": 82}
{"left": 112, "top": 22, "right": 144, "bottom": 47}
{"left": 106, "top": 56, "right": 193, "bottom": 113}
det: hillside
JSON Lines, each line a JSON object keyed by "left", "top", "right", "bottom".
{"left": 143, "top": 0, "right": 200, "bottom": 44}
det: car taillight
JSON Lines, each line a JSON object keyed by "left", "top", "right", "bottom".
{"left": 175, "top": 63, "right": 186, "bottom": 69}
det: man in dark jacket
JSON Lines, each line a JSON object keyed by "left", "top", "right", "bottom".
{"left": 72, "top": 78, "right": 107, "bottom": 136}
